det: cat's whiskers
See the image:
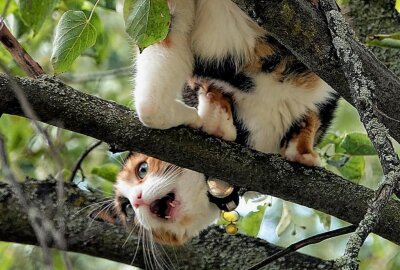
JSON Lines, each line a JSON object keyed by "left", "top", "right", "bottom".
{"left": 131, "top": 225, "right": 143, "bottom": 265}
{"left": 145, "top": 166, "right": 182, "bottom": 196}
{"left": 73, "top": 198, "right": 114, "bottom": 217}
{"left": 88, "top": 200, "right": 115, "bottom": 229}
{"left": 109, "top": 152, "right": 128, "bottom": 167}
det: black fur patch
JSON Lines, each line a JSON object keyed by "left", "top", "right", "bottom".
{"left": 231, "top": 102, "right": 250, "bottom": 146}
{"left": 193, "top": 56, "right": 255, "bottom": 92}
{"left": 280, "top": 118, "right": 304, "bottom": 148}
{"left": 261, "top": 53, "right": 281, "bottom": 73}
{"left": 316, "top": 92, "right": 340, "bottom": 141}
{"left": 282, "top": 59, "right": 310, "bottom": 78}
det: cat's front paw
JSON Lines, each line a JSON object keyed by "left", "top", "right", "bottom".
{"left": 198, "top": 86, "right": 237, "bottom": 141}
{"left": 281, "top": 141, "right": 320, "bottom": 167}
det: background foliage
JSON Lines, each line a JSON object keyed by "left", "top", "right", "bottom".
{"left": 1, "top": 0, "right": 400, "bottom": 269}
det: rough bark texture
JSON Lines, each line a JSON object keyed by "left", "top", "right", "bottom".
{"left": 0, "top": 178, "right": 334, "bottom": 269}
{"left": 319, "top": 1, "right": 400, "bottom": 268}
{"left": 232, "top": 0, "right": 400, "bottom": 144}
{"left": 1, "top": 75, "right": 400, "bottom": 247}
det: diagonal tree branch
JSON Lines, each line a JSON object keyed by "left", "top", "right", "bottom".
{"left": 0, "top": 178, "right": 335, "bottom": 269}
{"left": 1, "top": 74, "right": 400, "bottom": 247}
{"left": 319, "top": 1, "right": 400, "bottom": 268}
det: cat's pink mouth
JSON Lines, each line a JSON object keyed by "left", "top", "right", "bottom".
{"left": 149, "top": 192, "right": 179, "bottom": 220}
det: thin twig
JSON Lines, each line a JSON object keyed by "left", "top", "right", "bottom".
{"left": 0, "top": 18, "right": 44, "bottom": 77}
{"left": 247, "top": 225, "right": 357, "bottom": 270}
{"left": 68, "top": 140, "right": 102, "bottom": 183}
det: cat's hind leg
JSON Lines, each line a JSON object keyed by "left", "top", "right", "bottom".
{"left": 196, "top": 81, "right": 237, "bottom": 141}
{"left": 280, "top": 111, "right": 321, "bottom": 166}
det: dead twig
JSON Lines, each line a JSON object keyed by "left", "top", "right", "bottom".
{"left": 0, "top": 18, "right": 44, "bottom": 78}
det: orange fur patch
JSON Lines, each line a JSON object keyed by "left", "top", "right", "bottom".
{"left": 118, "top": 153, "right": 174, "bottom": 184}
{"left": 198, "top": 82, "right": 233, "bottom": 120}
{"left": 245, "top": 39, "right": 276, "bottom": 73}
{"left": 289, "top": 72, "right": 320, "bottom": 89}
{"left": 152, "top": 228, "right": 187, "bottom": 246}
{"left": 293, "top": 111, "right": 320, "bottom": 155}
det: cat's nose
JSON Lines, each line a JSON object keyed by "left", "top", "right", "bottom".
{"left": 133, "top": 192, "right": 145, "bottom": 208}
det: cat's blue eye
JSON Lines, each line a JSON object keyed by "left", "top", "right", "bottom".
{"left": 137, "top": 162, "right": 148, "bottom": 179}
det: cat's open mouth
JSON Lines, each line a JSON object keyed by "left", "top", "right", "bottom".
{"left": 149, "top": 192, "right": 177, "bottom": 220}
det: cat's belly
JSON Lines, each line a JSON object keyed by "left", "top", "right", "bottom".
{"left": 232, "top": 74, "right": 336, "bottom": 154}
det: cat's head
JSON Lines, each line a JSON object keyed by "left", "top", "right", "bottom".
{"left": 94, "top": 152, "right": 220, "bottom": 245}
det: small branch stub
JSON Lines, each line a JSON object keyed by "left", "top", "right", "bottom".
{"left": 0, "top": 18, "right": 44, "bottom": 77}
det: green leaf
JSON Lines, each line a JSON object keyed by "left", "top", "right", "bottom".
{"left": 339, "top": 133, "right": 377, "bottom": 155}
{"left": 124, "top": 0, "right": 171, "bottom": 49}
{"left": 366, "top": 33, "right": 400, "bottom": 49}
{"left": 396, "top": 0, "right": 400, "bottom": 13}
{"left": 238, "top": 204, "right": 267, "bottom": 237}
{"left": 51, "top": 10, "right": 99, "bottom": 73}
{"left": 339, "top": 156, "right": 365, "bottom": 182}
{"left": 91, "top": 163, "right": 120, "bottom": 182}
{"left": 18, "top": 0, "right": 58, "bottom": 33}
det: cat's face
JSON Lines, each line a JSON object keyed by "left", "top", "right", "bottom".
{"left": 113, "top": 153, "right": 220, "bottom": 245}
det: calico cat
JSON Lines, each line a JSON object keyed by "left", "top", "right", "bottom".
{"left": 94, "top": 0, "right": 338, "bottom": 247}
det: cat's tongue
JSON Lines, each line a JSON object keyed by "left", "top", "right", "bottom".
{"left": 149, "top": 193, "right": 178, "bottom": 220}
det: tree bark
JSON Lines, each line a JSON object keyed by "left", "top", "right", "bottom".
{"left": 1, "top": 74, "right": 400, "bottom": 247}
{"left": 0, "top": 178, "right": 335, "bottom": 269}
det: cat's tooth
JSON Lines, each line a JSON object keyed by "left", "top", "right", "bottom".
{"left": 169, "top": 202, "right": 176, "bottom": 207}
{"left": 165, "top": 216, "right": 171, "bottom": 219}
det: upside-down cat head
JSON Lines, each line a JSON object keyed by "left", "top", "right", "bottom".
{"left": 93, "top": 152, "right": 220, "bottom": 245}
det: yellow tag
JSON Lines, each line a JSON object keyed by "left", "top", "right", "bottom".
{"left": 222, "top": 211, "right": 240, "bottom": 222}
{"left": 225, "top": 223, "right": 239, "bottom": 235}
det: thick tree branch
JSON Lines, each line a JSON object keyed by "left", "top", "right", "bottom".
{"left": 0, "top": 178, "right": 334, "bottom": 269}
{"left": 1, "top": 75, "right": 400, "bottom": 247}
{"left": 232, "top": 0, "right": 400, "bottom": 144}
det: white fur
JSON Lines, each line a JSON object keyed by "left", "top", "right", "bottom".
{"left": 115, "top": 169, "right": 219, "bottom": 240}
{"left": 192, "top": 0, "right": 263, "bottom": 63}
{"left": 134, "top": 0, "right": 200, "bottom": 129}
{"left": 230, "top": 77, "right": 335, "bottom": 153}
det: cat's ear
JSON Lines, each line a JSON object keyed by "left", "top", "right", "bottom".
{"left": 89, "top": 201, "right": 119, "bottom": 225}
